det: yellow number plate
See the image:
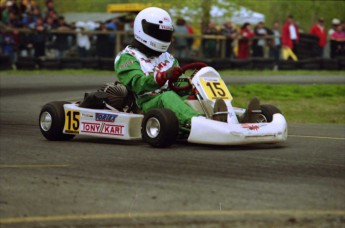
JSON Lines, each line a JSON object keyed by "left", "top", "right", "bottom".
{"left": 64, "top": 110, "right": 80, "bottom": 133}
{"left": 200, "top": 78, "right": 232, "bottom": 101}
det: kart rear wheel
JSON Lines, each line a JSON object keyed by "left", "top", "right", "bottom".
{"left": 39, "top": 101, "right": 75, "bottom": 141}
{"left": 142, "top": 108, "right": 179, "bottom": 148}
{"left": 258, "top": 104, "right": 282, "bottom": 123}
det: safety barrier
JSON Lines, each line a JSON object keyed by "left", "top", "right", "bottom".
{"left": 1, "top": 55, "right": 344, "bottom": 71}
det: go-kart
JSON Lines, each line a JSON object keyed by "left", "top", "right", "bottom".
{"left": 39, "top": 62, "right": 287, "bottom": 147}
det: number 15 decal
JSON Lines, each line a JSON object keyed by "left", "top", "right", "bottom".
{"left": 65, "top": 110, "right": 80, "bottom": 133}
{"left": 200, "top": 78, "right": 232, "bottom": 101}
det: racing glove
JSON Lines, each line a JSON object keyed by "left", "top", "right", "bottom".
{"left": 155, "top": 66, "right": 183, "bottom": 86}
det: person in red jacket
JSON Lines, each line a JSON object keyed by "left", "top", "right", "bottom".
{"left": 310, "top": 18, "right": 327, "bottom": 57}
{"left": 238, "top": 22, "right": 254, "bottom": 59}
{"left": 281, "top": 15, "right": 300, "bottom": 55}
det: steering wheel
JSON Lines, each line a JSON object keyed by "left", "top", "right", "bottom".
{"left": 168, "top": 62, "right": 208, "bottom": 92}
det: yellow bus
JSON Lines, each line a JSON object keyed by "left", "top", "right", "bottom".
{"left": 107, "top": 3, "right": 169, "bottom": 13}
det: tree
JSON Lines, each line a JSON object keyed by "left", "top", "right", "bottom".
{"left": 50, "top": 0, "right": 344, "bottom": 31}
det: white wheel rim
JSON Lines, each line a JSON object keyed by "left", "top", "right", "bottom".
{"left": 40, "top": 111, "right": 52, "bottom": 131}
{"left": 146, "top": 117, "right": 160, "bottom": 138}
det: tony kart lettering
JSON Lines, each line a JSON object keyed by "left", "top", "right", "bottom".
{"left": 95, "top": 113, "right": 118, "bottom": 122}
{"left": 81, "top": 122, "right": 124, "bottom": 136}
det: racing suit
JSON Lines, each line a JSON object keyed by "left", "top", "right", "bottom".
{"left": 114, "top": 46, "right": 201, "bottom": 127}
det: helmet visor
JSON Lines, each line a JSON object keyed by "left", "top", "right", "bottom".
{"left": 142, "top": 19, "right": 173, "bottom": 42}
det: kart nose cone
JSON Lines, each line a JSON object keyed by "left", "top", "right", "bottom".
{"left": 40, "top": 111, "right": 52, "bottom": 131}
{"left": 146, "top": 117, "right": 160, "bottom": 138}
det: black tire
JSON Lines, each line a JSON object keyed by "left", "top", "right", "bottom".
{"left": 259, "top": 104, "right": 282, "bottom": 123}
{"left": 39, "top": 101, "right": 75, "bottom": 141}
{"left": 141, "top": 108, "right": 179, "bottom": 148}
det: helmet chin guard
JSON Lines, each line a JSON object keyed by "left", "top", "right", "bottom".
{"left": 134, "top": 7, "right": 173, "bottom": 53}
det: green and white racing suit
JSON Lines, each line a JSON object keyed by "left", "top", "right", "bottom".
{"left": 114, "top": 46, "right": 201, "bottom": 127}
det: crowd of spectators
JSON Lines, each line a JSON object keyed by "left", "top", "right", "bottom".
{"left": 0, "top": 0, "right": 118, "bottom": 67}
{"left": 200, "top": 15, "right": 345, "bottom": 62}
{"left": 1, "top": 0, "right": 344, "bottom": 69}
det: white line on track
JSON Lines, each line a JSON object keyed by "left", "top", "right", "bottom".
{"left": 0, "top": 210, "right": 344, "bottom": 224}
{"left": 288, "top": 135, "right": 345, "bottom": 140}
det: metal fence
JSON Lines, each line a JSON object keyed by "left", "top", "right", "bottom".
{"left": 1, "top": 28, "right": 344, "bottom": 71}
{"left": 1, "top": 28, "right": 278, "bottom": 59}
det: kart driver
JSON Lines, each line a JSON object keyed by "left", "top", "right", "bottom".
{"left": 114, "top": 7, "right": 213, "bottom": 128}
{"left": 114, "top": 7, "right": 259, "bottom": 128}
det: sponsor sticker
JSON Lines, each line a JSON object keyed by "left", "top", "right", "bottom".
{"left": 159, "top": 25, "right": 173, "bottom": 31}
{"left": 81, "top": 122, "right": 124, "bottom": 136}
{"left": 95, "top": 113, "right": 118, "bottom": 122}
{"left": 241, "top": 124, "right": 260, "bottom": 131}
{"left": 120, "top": 61, "right": 134, "bottom": 69}
{"left": 81, "top": 112, "right": 94, "bottom": 118}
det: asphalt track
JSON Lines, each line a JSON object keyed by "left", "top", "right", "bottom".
{"left": 0, "top": 74, "right": 345, "bottom": 227}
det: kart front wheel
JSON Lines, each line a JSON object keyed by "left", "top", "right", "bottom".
{"left": 39, "top": 101, "right": 75, "bottom": 141}
{"left": 257, "top": 104, "right": 282, "bottom": 123}
{"left": 142, "top": 108, "right": 179, "bottom": 148}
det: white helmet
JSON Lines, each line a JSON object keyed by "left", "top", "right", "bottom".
{"left": 134, "top": 7, "right": 173, "bottom": 53}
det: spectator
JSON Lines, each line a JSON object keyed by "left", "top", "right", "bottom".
{"left": 44, "top": 16, "right": 58, "bottom": 58}
{"left": 1, "top": 29, "right": 17, "bottom": 67}
{"left": 7, "top": 0, "right": 19, "bottom": 15}
{"left": 94, "top": 21, "right": 118, "bottom": 58}
{"left": 329, "top": 18, "right": 341, "bottom": 58}
{"left": 20, "top": 11, "right": 32, "bottom": 27}
{"left": 19, "top": 0, "right": 37, "bottom": 16}
{"left": 30, "top": 6, "right": 41, "bottom": 25}
{"left": 185, "top": 20, "right": 194, "bottom": 48}
{"left": 203, "top": 20, "right": 219, "bottom": 58}
{"left": 310, "top": 18, "right": 327, "bottom": 57}
{"left": 2, "top": 1, "right": 20, "bottom": 25}
{"left": 222, "top": 20, "right": 237, "bottom": 58}
{"left": 328, "top": 18, "right": 340, "bottom": 37}
{"left": 75, "top": 21, "right": 91, "bottom": 58}
{"left": 1, "top": 1, "right": 13, "bottom": 24}
{"left": 7, "top": 11, "right": 20, "bottom": 27}
{"left": 123, "top": 19, "right": 134, "bottom": 47}
{"left": 252, "top": 21, "right": 267, "bottom": 58}
{"left": 269, "top": 21, "right": 281, "bottom": 64}
{"left": 330, "top": 23, "right": 345, "bottom": 58}
{"left": 54, "top": 16, "right": 72, "bottom": 59}
{"left": 45, "top": 15, "right": 57, "bottom": 29}
{"left": 43, "top": 0, "right": 57, "bottom": 19}
{"left": 238, "top": 22, "right": 254, "bottom": 59}
{"left": 33, "top": 16, "right": 46, "bottom": 57}
{"left": 105, "top": 18, "right": 117, "bottom": 58}
{"left": 281, "top": 15, "right": 299, "bottom": 61}
{"left": 174, "top": 18, "right": 189, "bottom": 59}
{"left": 45, "top": 9, "right": 58, "bottom": 27}
{"left": 18, "top": 27, "right": 34, "bottom": 57}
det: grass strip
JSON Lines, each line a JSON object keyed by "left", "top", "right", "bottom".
{"left": 230, "top": 84, "right": 345, "bottom": 124}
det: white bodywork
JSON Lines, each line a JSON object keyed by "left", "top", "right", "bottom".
{"left": 188, "top": 114, "right": 287, "bottom": 145}
{"left": 187, "top": 66, "right": 288, "bottom": 145}
{"left": 63, "top": 104, "right": 143, "bottom": 140}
